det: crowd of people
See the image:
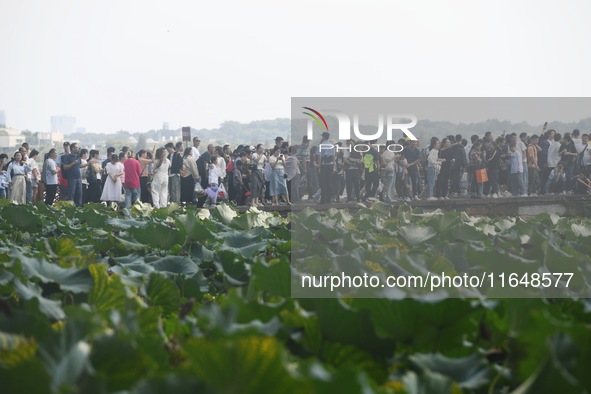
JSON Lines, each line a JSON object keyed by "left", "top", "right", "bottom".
{"left": 0, "top": 136, "right": 300, "bottom": 208}
{"left": 1, "top": 128, "right": 590, "bottom": 208}
{"left": 297, "top": 128, "right": 591, "bottom": 203}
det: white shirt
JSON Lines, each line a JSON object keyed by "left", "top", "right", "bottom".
{"left": 153, "top": 159, "right": 170, "bottom": 177}
{"left": 45, "top": 159, "right": 58, "bottom": 185}
{"left": 516, "top": 141, "right": 527, "bottom": 163}
{"left": 547, "top": 141, "right": 561, "bottom": 168}
{"left": 208, "top": 165, "right": 220, "bottom": 185}
{"left": 382, "top": 150, "right": 396, "bottom": 171}
{"left": 269, "top": 155, "right": 284, "bottom": 169}
{"left": 27, "top": 158, "right": 39, "bottom": 181}
{"left": 191, "top": 146, "right": 201, "bottom": 161}
{"left": 80, "top": 159, "right": 88, "bottom": 184}
{"left": 579, "top": 144, "right": 591, "bottom": 166}
{"left": 252, "top": 152, "right": 267, "bottom": 170}
{"left": 464, "top": 143, "right": 472, "bottom": 163}
{"left": 427, "top": 148, "right": 440, "bottom": 167}
{"left": 215, "top": 157, "right": 226, "bottom": 179}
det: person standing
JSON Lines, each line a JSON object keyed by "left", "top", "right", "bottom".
{"left": 527, "top": 135, "right": 541, "bottom": 195}
{"left": 381, "top": 141, "right": 397, "bottom": 203}
{"left": 165, "top": 142, "right": 183, "bottom": 204}
{"left": 509, "top": 143, "right": 526, "bottom": 196}
{"left": 318, "top": 132, "right": 334, "bottom": 204}
{"left": 136, "top": 149, "right": 154, "bottom": 204}
{"left": 307, "top": 146, "right": 320, "bottom": 199}
{"left": 151, "top": 148, "right": 170, "bottom": 208}
{"left": 43, "top": 149, "right": 59, "bottom": 205}
{"left": 61, "top": 143, "right": 83, "bottom": 206}
{"left": 559, "top": 134, "right": 578, "bottom": 192}
{"left": 100, "top": 154, "right": 124, "bottom": 205}
{"left": 181, "top": 147, "right": 200, "bottom": 204}
{"left": 362, "top": 141, "right": 380, "bottom": 201}
{"left": 576, "top": 133, "right": 590, "bottom": 177}
{"left": 7, "top": 151, "right": 30, "bottom": 204}
{"left": 426, "top": 140, "right": 443, "bottom": 200}
{"left": 546, "top": 132, "right": 561, "bottom": 192}
{"left": 469, "top": 140, "right": 485, "bottom": 198}
{"left": 483, "top": 140, "right": 501, "bottom": 198}
{"left": 345, "top": 147, "right": 363, "bottom": 203}
{"left": 250, "top": 144, "right": 267, "bottom": 206}
{"left": 86, "top": 150, "right": 103, "bottom": 203}
{"left": 435, "top": 138, "right": 453, "bottom": 199}
{"left": 402, "top": 140, "right": 421, "bottom": 199}
{"left": 123, "top": 153, "right": 141, "bottom": 208}
{"left": 515, "top": 133, "right": 528, "bottom": 193}
{"left": 285, "top": 146, "right": 301, "bottom": 203}
{"left": 269, "top": 147, "right": 290, "bottom": 205}
{"left": 27, "top": 149, "right": 41, "bottom": 203}
{"left": 79, "top": 149, "right": 90, "bottom": 204}
{"left": 449, "top": 134, "right": 467, "bottom": 197}
{"left": 538, "top": 131, "right": 550, "bottom": 194}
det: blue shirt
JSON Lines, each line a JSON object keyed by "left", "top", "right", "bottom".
{"left": 61, "top": 154, "right": 81, "bottom": 179}
{"left": 319, "top": 140, "right": 335, "bottom": 164}
{"left": 510, "top": 150, "right": 523, "bottom": 174}
{"left": 0, "top": 173, "right": 8, "bottom": 189}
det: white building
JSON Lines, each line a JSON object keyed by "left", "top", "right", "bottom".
{"left": 0, "top": 128, "right": 26, "bottom": 149}
{"left": 38, "top": 132, "right": 65, "bottom": 147}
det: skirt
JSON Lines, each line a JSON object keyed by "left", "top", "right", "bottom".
{"left": 10, "top": 176, "right": 27, "bottom": 204}
{"left": 180, "top": 176, "right": 196, "bottom": 203}
{"left": 271, "top": 169, "right": 288, "bottom": 196}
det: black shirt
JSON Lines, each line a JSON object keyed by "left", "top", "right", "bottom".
{"left": 168, "top": 151, "right": 183, "bottom": 174}
{"left": 402, "top": 146, "right": 420, "bottom": 167}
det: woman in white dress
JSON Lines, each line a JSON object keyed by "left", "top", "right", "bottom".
{"left": 100, "top": 154, "right": 124, "bottom": 204}
{"left": 7, "top": 151, "right": 30, "bottom": 204}
{"left": 151, "top": 148, "right": 171, "bottom": 208}
{"left": 214, "top": 146, "right": 227, "bottom": 183}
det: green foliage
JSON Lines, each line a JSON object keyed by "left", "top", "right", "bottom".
{"left": 0, "top": 202, "right": 590, "bottom": 393}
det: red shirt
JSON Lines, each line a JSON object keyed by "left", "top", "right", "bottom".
{"left": 123, "top": 158, "right": 141, "bottom": 189}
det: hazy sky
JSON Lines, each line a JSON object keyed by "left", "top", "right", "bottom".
{"left": 1, "top": 0, "right": 591, "bottom": 134}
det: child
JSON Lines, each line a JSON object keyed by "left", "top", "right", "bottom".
{"left": 208, "top": 158, "right": 219, "bottom": 188}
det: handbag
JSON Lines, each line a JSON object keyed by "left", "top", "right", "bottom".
{"left": 194, "top": 182, "right": 205, "bottom": 196}
{"left": 217, "top": 183, "right": 227, "bottom": 199}
{"left": 476, "top": 167, "right": 488, "bottom": 183}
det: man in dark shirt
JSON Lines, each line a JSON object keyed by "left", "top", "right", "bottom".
{"left": 539, "top": 132, "right": 550, "bottom": 194}
{"left": 363, "top": 141, "right": 380, "bottom": 201}
{"left": 197, "top": 144, "right": 214, "bottom": 190}
{"left": 61, "top": 142, "right": 83, "bottom": 206}
{"left": 402, "top": 140, "right": 421, "bottom": 199}
{"left": 449, "top": 134, "right": 467, "bottom": 196}
{"left": 166, "top": 142, "right": 183, "bottom": 204}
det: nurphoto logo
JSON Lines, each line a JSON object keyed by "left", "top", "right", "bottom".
{"left": 303, "top": 106, "right": 418, "bottom": 153}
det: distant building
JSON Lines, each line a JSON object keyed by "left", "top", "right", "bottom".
{"left": 38, "top": 132, "right": 65, "bottom": 147}
{"left": 163, "top": 122, "right": 169, "bottom": 131}
{"left": 0, "top": 110, "right": 5, "bottom": 128}
{"left": 76, "top": 127, "right": 86, "bottom": 133}
{"left": 50, "top": 115, "right": 76, "bottom": 134}
{"left": 0, "top": 127, "right": 26, "bottom": 150}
